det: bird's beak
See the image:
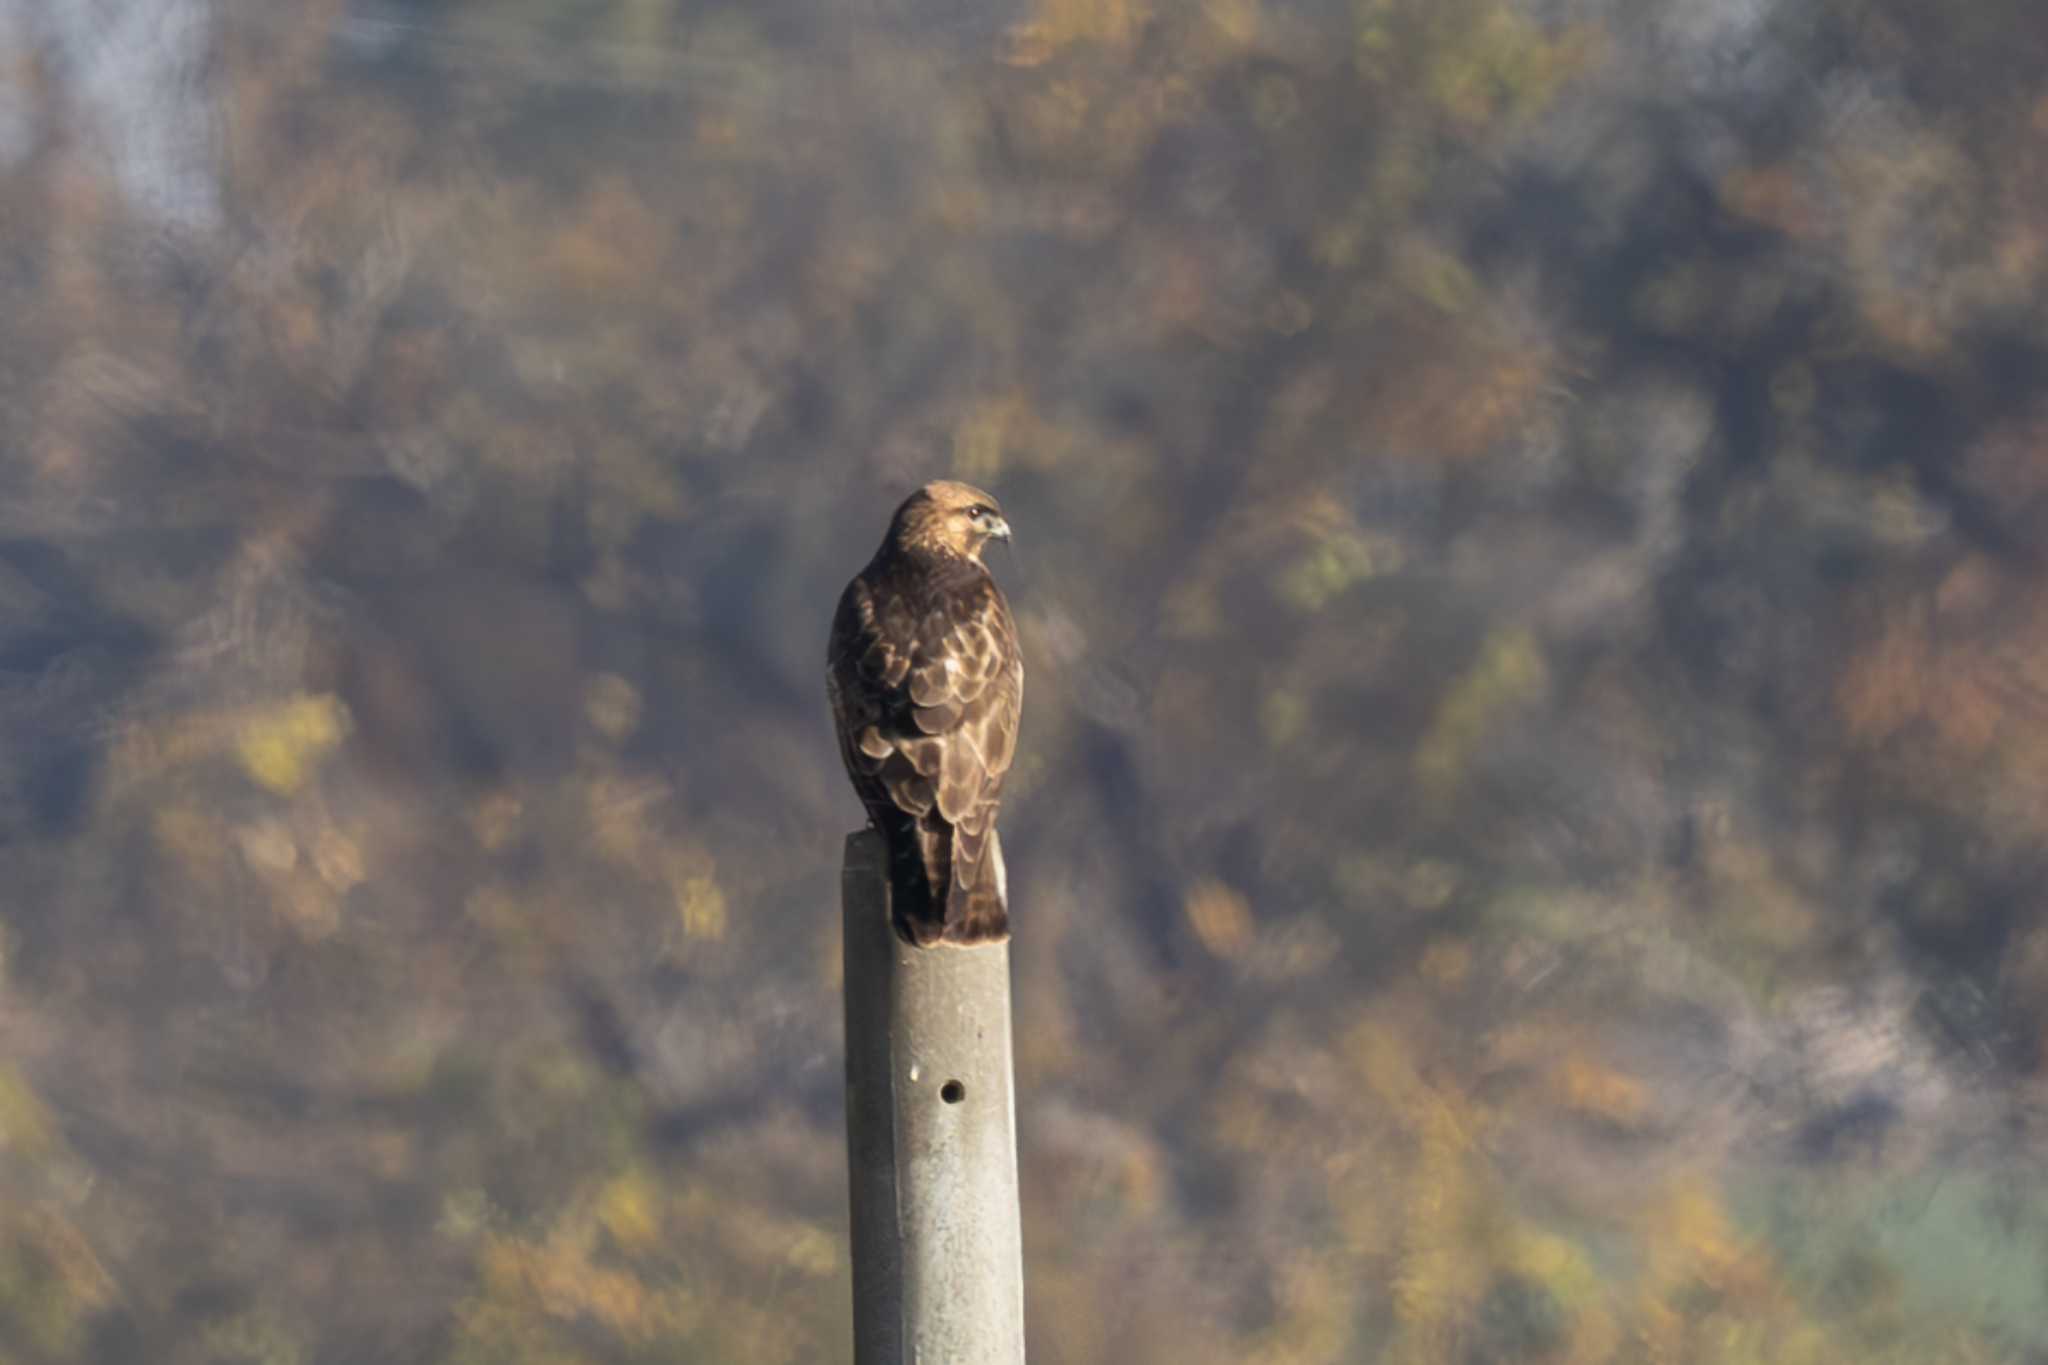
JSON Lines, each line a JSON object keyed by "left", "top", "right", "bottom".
{"left": 988, "top": 516, "right": 1012, "bottom": 542}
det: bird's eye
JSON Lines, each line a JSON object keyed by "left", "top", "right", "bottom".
{"left": 966, "top": 507, "right": 984, "bottom": 521}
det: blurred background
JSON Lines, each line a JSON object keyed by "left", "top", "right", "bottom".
{"left": 3, "top": 0, "right": 2048, "bottom": 1361}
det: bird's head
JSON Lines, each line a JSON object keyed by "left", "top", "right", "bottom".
{"left": 890, "top": 480, "right": 1011, "bottom": 563}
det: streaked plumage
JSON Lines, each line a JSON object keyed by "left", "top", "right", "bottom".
{"left": 828, "top": 481, "right": 1023, "bottom": 945}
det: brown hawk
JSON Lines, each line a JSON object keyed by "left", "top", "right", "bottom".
{"left": 828, "top": 481, "right": 1023, "bottom": 945}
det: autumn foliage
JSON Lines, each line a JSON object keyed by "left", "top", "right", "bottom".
{"left": 2, "top": 0, "right": 2047, "bottom": 1361}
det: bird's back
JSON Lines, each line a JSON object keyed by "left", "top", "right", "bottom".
{"left": 827, "top": 547, "right": 1021, "bottom": 944}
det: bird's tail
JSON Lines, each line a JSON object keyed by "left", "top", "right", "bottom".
{"left": 881, "top": 811, "right": 943, "bottom": 945}
{"left": 939, "top": 824, "right": 1008, "bottom": 945}
{"left": 884, "top": 814, "right": 1009, "bottom": 947}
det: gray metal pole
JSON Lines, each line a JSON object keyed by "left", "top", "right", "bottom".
{"left": 842, "top": 829, "right": 1026, "bottom": 1365}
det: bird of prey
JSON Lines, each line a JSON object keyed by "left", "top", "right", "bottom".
{"left": 828, "top": 481, "right": 1023, "bottom": 946}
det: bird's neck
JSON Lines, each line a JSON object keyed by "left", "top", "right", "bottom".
{"left": 880, "top": 540, "right": 985, "bottom": 576}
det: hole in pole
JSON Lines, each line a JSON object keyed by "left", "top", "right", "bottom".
{"left": 940, "top": 1079, "right": 966, "bottom": 1104}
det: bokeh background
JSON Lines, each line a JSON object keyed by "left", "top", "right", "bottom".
{"left": 4, "top": 0, "right": 2048, "bottom": 1360}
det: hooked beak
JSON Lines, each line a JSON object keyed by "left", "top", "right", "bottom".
{"left": 987, "top": 516, "right": 1012, "bottom": 542}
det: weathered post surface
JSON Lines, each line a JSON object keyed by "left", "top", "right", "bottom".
{"left": 842, "top": 829, "right": 1026, "bottom": 1365}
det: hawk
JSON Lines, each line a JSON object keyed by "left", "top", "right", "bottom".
{"left": 828, "top": 481, "right": 1023, "bottom": 945}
